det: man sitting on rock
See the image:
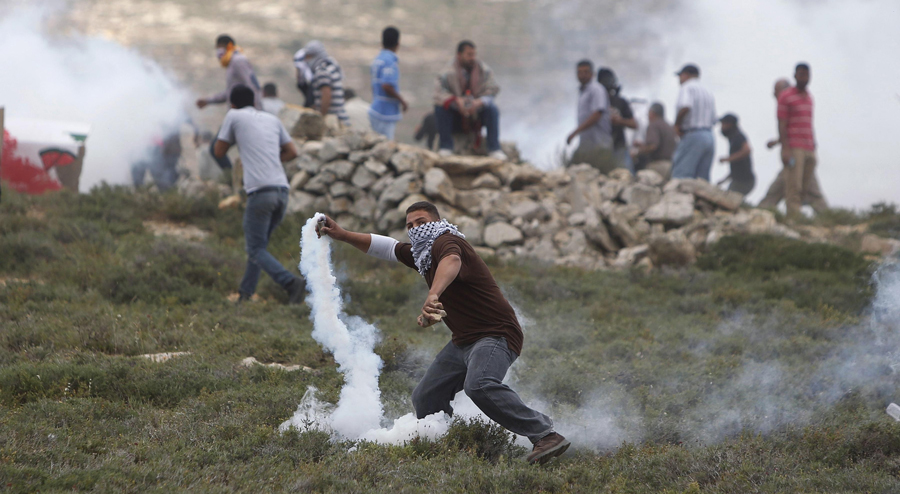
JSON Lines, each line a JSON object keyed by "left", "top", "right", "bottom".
{"left": 433, "top": 40, "right": 507, "bottom": 160}
{"left": 213, "top": 84, "right": 305, "bottom": 303}
{"left": 316, "top": 201, "right": 568, "bottom": 464}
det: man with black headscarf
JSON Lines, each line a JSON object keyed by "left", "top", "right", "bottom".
{"left": 597, "top": 68, "right": 637, "bottom": 172}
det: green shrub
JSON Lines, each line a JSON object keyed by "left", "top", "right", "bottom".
{"left": 699, "top": 235, "right": 870, "bottom": 275}
{"left": 439, "top": 417, "right": 526, "bottom": 464}
{"left": 0, "top": 231, "right": 59, "bottom": 274}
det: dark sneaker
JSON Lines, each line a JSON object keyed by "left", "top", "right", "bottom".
{"left": 286, "top": 277, "right": 307, "bottom": 304}
{"left": 527, "top": 433, "right": 570, "bottom": 465}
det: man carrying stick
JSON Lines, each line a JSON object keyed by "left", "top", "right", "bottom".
{"left": 316, "top": 201, "right": 569, "bottom": 464}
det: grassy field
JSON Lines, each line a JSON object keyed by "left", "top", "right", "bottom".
{"left": 3, "top": 185, "right": 900, "bottom": 493}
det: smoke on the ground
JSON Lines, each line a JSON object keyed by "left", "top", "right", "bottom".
{"left": 0, "top": 5, "right": 188, "bottom": 191}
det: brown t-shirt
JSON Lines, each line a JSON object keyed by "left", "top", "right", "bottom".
{"left": 645, "top": 119, "right": 677, "bottom": 161}
{"left": 395, "top": 234, "right": 524, "bottom": 355}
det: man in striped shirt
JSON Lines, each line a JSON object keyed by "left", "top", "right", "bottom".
{"left": 672, "top": 64, "right": 717, "bottom": 181}
{"left": 302, "top": 41, "right": 349, "bottom": 125}
{"left": 778, "top": 63, "right": 827, "bottom": 218}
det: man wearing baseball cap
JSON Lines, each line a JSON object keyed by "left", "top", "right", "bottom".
{"left": 717, "top": 113, "right": 755, "bottom": 195}
{"left": 672, "top": 64, "right": 717, "bottom": 181}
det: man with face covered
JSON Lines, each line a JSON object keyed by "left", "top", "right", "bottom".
{"left": 196, "top": 34, "right": 263, "bottom": 170}
{"left": 433, "top": 40, "right": 507, "bottom": 160}
{"left": 316, "top": 202, "right": 569, "bottom": 465}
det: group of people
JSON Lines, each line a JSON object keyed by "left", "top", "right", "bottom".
{"left": 170, "top": 27, "right": 838, "bottom": 465}
{"left": 567, "top": 60, "right": 827, "bottom": 217}
{"left": 186, "top": 30, "right": 573, "bottom": 464}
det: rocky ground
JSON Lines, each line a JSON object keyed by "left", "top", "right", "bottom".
{"left": 177, "top": 106, "right": 899, "bottom": 272}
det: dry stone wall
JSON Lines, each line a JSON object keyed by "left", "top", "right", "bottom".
{"left": 179, "top": 106, "right": 898, "bottom": 270}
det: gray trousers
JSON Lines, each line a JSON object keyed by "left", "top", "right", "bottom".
{"left": 411, "top": 336, "right": 554, "bottom": 444}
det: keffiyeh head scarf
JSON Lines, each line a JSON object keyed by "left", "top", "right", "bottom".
{"left": 408, "top": 220, "right": 466, "bottom": 277}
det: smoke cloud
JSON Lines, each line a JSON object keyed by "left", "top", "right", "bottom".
{"left": 507, "top": 0, "right": 900, "bottom": 209}
{"left": 0, "top": 5, "right": 189, "bottom": 191}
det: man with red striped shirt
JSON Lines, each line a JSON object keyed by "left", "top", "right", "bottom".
{"left": 777, "top": 63, "right": 827, "bottom": 218}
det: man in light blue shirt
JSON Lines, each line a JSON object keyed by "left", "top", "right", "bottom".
{"left": 368, "top": 27, "right": 408, "bottom": 140}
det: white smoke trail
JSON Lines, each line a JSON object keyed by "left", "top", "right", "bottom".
{"left": 280, "top": 214, "right": 463, "bottom": 444}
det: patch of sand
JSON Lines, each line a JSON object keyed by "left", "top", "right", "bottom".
{"left": 241, "top": 356, "right": 313, "bottom": 373}
{"left": 143, "top": 220, "right": 209, "bottom": 241}
{"left": 140, "top": 351, "right": 192, "bottom": 362}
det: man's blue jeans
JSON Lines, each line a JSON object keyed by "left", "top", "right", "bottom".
{"left": 239, "top": 187, "right": 294, "bottom": 297}
{"left": 672, "top": 129, "right": 715, "bottom": 181}
{"left": 434, "top": 102, "right": 501, "bottom": 152}
{"left": 411, "top": 336, "right": 554, "bottom": 444}
{"left": 369, "top": 115, "right": 398, "bottom": 140}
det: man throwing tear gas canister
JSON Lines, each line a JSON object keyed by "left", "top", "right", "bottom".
{"left": 316, "top": 202, "right": 569, "bottom": 465}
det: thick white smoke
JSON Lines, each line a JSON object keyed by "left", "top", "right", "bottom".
{"left": 280, "top": 214, "right": 480, "bottom": 444}
{"left": 0, "top": 6, "right": 189, "bottom": 191}
{"left": 508, "top": 0, "right": 900, "bottom": 209}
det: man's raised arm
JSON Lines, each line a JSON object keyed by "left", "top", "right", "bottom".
{"left": 316, "top": 216, "right": 398, "bottom": 261}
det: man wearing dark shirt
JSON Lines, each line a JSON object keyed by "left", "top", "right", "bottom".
{"left": 317, "top": 201, "right": 569, "bottom": 465}
{"left": 598, "top": 68, "right": 637, "bottom": 171}
{"left": 717, "top": 114, "right": 755, "bottom": 195}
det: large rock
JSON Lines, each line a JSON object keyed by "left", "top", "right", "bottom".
{"left": 648, "top": 230, "right": 696, "bottom": 267}
{"left": 454, "top": 189, "right": 502, "bottom": 217}
{"left": 508, "top": 164, "right": 545, "bottom": 190}
{"left": 370, "top": 141, "right": 398, "bottom": 163}
{"left": 484, "top": 222, "right": 524, "bottom": 248}
{"left": 286, "top": 191, "right": 317, "bottom": 215}
{"left": 322, "top": 160, "right": 356, "bottom": 181}
{"left": 613, "top": 244, "right": 650, "bottom": 268}
{"left": 553, "top": 228, "right": 591, "bottom": 256}
{"left": 377, "top": 209, "right": 406, "bottom": 232}
{"left": 644, "top": 192, "right": 695, "bottom": 225}
{"left": 363, "top": 158, "right": 389, "bottom": 176}
{"left": 620, "top": 183, "right": 662, "bottom": 212}
{"left": 676, "top": 179, "right": 744, "bottom": 211}
{"left": 351, "top": 166, "right": 379, "bottom": 190}
{"left": 303, "top": 171, "right": 337, "bottom": 195}
{"left": 329, "top": 181, "right": 353, "bottom": 198}
{"left": 604, "top": 211, "right": 638, "bottom": 247}
{"left": 435, "top": 155, "right": 503, "bottom": 175}
{"left": 319, "top": 138, "right": 351, "bottom": 162}
{"left": 455, "top": 215, "right": 485, "bottom": 246}
{"left": 330, "top": 196, "right": 353, "bottom": 215}
{"left": 423, "top": 168, "right": 456, "bottom": 204}
{"left": 507, "top": 199, "right": 547, "bottom": 222}
{"left": 290, "top": 170, "right": 311, "bottom": 190}
{"left": 861, "top": 234, "right": 900, "bottom": 256}
{"left": 378, "top": 173, "right": 422, "bottom": 208}
{"left": 351, "top": 195, "right": 377, "bottom": 220}
{"left": 291, "top": 111, "right": 325, "bottom": 140}
{"left": 472, "top": 173, "right": 502, "bottom": 189}
{"left": 295, "top": 154, "right": 322, "bottom": 175}
{"left": 636, "top": 169, "right": 664, "bottom": 187}
{"left": 390, "top": 150, "right": 422, "bottom": 174}
{"left": 348, "top": 150, "right": 371, "bottom": 164}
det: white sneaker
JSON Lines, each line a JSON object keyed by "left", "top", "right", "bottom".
{"left": 488, "top": 150, "right": 508, "bottom": 161}
{"left": 438, "top": 149, "right": 454, "bottom": 157}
